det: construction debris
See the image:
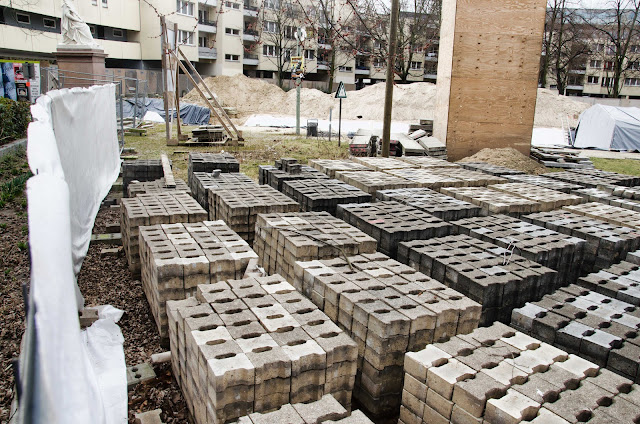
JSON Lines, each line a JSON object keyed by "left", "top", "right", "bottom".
{"left": 531, "top": 147, "right": 595, "bottom": 169}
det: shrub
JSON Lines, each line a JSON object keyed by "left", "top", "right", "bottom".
{"left": 0, "top": 98, "right": 31, "bottom": 145}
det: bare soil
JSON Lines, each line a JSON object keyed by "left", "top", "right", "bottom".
{"left": 458, "top": 147, "right": 549, "bottom": 174}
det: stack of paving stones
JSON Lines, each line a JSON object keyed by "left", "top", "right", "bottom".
{"left": 578, "top": 257, "right": 640, "bottom": 306}
{"left": 523, "top": 209, "right": 640, "bottom": 272}
{"left": 512, "top": 284, "right": 640, "bottom": 382}
{"left": 504, "top": 174, "right": 583, "bottom": 193}
{"left": 440, "top": 187, "right": 542, "bottom": 216}
{"left": 398, "top": 156, "right": 461, "bottom": 169}
{"left": 598, "top": 183, "right": 640, "bottom": 200}
{"left": 336, "top": 201, "right": 452, "bottom": 259}
{"left": 451, "top": 215, "right": 586, "bottom": 285}
{"left": 139, "top": 220, "right": 258, "bottom": 344}
{"left": 127, "top": 177, "right": 191, "bottom": 197}
{"left": 429, "top": 168, "right": 508, "bottom": 187}
{"left": 376, "top": 188, "right": 482, "bottom": 221}
{"left": 259, "top": 160, "right": 330, "bottom": 191}
{"left": 214, "top": 186, "right": 300, "bottom": 243}
{"left": 385, "top": 168, "right": 466, "bottom": 189}
{"left": 490, "top": 182, "right": 584, "bottom": 211}
{"left": 398, "top": 234, "right": 557, "bottom": 324}
{"left": 308, "top": 159, "right": 372, "bottom": 178}
{"left": 352, "top": 157, "right": 419, "bottom": 172}
{"left": 166, "top": 275, "right": 359, "bottom": 424}
{"left": 543, "top": 171, "right": 612, "bottom": 188}
{"left": 334, "top": 171, "right": 419, "bottom": 196}
{"left": 294, "top": 253, "right": 481, "bottom": 417}
{"left": 254, "top": 212, "right": 377, "bottom": 285}
{"left": 572, "top": 168, "right": 640, "bottom": 186}
{"left": 459, "top": 162, "right": 525, "bottom": 176}
{"left": 122, "top": 159, "right": 164, "bottom": 195}
{"left": 282, "top": 179, "right": 371, "bottom": 215}
{"left": 190, "top": 171, "right": 257, "bottom": 212}
{"left": 572, "top": 187, "right": 640, "bottom": 211}
{"left": 565, "top": 202, "right": 640, "bottom": 230}
{"left": 400, "top": 321, "right": 640, "bottom": 424}
{"left": 120, "top": 192, "right": 208, "bottom": 275}
{"left": 187, "top": 152, "right": 239, "bottom": 187}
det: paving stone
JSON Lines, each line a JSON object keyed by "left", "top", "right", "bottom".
{"left": 282, "top": 179, "right": 371, "bottom": 215}
{"left": 490, "top": 183, "right": 584, "bottom": 211}
{"left": 440, "top": 186, "right": 541, "bottom": 216}
{"left": 459, "top": 162, "right": 524, "bottom": 176}
{"left": 127, "top": 177, "right": 191, "bottom": 198}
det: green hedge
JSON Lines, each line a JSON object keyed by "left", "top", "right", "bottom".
{"left": 0, "top": 98, "right": 31, "bottom": 146}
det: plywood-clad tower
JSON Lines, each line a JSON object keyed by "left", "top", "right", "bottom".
{"left": 434, "top": 0, "right": 547, "bottom": 161}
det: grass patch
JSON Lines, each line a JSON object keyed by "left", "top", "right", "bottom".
{"left": 0, "top": 147, "right": 31, "bottom": 209}
{"left": 590, "top": 157, "right": 640, "bottom": 176}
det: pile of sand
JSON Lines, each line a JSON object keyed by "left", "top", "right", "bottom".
{"left": 458, "top": 147, "right": 547, "bottom": 174}
{"left": 182, "top": 75, "right": 590, "bottom": 127}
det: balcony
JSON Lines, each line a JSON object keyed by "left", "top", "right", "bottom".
{"left": 424, "top": 73, "right": 437, "bottom": 80}
{"left": 355, "top": 65, "right": 370, "bottom": 75}
{"left": 356, "top": 49, "right": 371, "bottom": 56}
{"left": 198, "top": 46, "right": 217, "bottom": 59}
{"left": 318, "top": 39, "right": 331, "bottom": 50}
{"left": 244, "top": 53, "right": 259, "bottom": 65}
{"left": 424, "top": 53, "right": 438, "bottom": 62}
{"left": 566, "top": 85, "right": 584, "bottom": 91}
{"left": 243, "top": 29, "right": 259, "bottom": 42}
{"left": 569, "top": 68, "right": 587, "bottom": 75}
{"left": 198, "top": 19, "right": 217, "bottom": 33}
{"left": 317, "top": 60, "right": 330, "bottom": 70}
{"left": 198, "top": 0, "right": 217, "bottom": 5}
{"left": 243, "top": 3, "right": 258, "bottom": 17}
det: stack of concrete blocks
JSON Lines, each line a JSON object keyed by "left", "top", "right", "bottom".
{"left": 440, "top": 187, "right": 542, "bottom": 216}
{"left": 578, "top": 256, "right": 640, "bottom": 306}
{"left": 352, "top": 157, "right": 419, "bottom": 172}
{"left": 127, "top": 178, "right": 191, "bottom": 198}
{"left": 282, "top": 179, "right": 371, "bottom": 215}
{"left": 572, "top": 168, "right": 640, "bottom": 186}
{"left": 259, "top": 162, "right": 330, "bottom": 192}
{"left": 451, "top": 215, "right": 586, "bottom": 285}
{"left": 336, "top": 202, "right": 452, "bottom": 259}
{"left": 384, "top": 169, "right": 467, "bottom": 190}
{"left": 524, "top": 209, "right": 640, "bottom": 272}
{"left": 294, "top": 253, "right": 481, "bottom": 417}
{"left": 253, "top": 212, "right": 377, "bottom": 286}
{"left": 429, "top": 168, "right": 508, "bottom": 187}
{"left": 543, "top": 171, "right": 612, "bottom": 188}
{"left": 122, "top": 159, "right": 165, "bottom": 196}
{"left": 139, "top": 220, "right": 258, "bottom": 344}
{"left": 376, "top": 188, "right": 482, "bottom": 221}
{"left": 187, "top": 152, "right": 239, "bottom": 188}
{"left": 400, "top": 321, "right": 640, "bottom": 424}
{"left": 504, "top": 174, "right": 583, "bottom": 193}
{"left": 597, "top": 183, "right": 640, "bottom": 200}
{"left": 459, "top": 162, "right": 525, "bottom": 176}
{"left": 120, "top": 192, "right": 208, "bottom": 275}
{"left": 166, "top": 274, "right": 359, "bottom": 423}
{"left": 398, "top": 157, "right": 460, "bottom": 169}
{"left": 308, "top": 159, "right": 372, "bottom": 179}
{"left": 490, "top": 183, "right": 584, "bottom": 211}
{"left": 512, "top": 284, "right": 640, "bottom": 382}
{"left": 334, "top": 171, "right": 420, "bottom": 197}
{"left": 214, "top": 186, "right": 300, "bottom": 243}
{"left": 398, "top": 234, "right": 557, "bottom": 324}
{"left": 190, "top": 172, "right": 257, "bottom": 212}
{"left": 565, "top": 202, "right": 640, "bottom": 230}
{"left": 572, "top": 187, "right": 640, "bottom": 211}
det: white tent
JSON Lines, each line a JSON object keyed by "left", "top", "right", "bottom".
{"left": 574, "top": 104, "right": 640, "bottom": 151}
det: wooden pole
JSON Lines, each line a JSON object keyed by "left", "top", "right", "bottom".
{"left": 381, "top": 0, "right": 400, "bottom": 157}
{"left": 160, "top": 16, "right": 172, "bottom": 145}
{"left": 174, "top": 23, "right": 183, "bottom": 141}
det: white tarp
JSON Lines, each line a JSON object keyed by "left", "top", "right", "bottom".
{"left": 574, "top": 104, "right": 640, "bottom": 151}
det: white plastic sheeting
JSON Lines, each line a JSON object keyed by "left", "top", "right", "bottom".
{"left": 575, "top": 104, "right": 640, "bottom": 151}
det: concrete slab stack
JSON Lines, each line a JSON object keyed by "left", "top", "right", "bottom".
{"left": 572, "top": 187, "right": 640, "bottom": 211}
{"left": 490, "top": 183, "right": 584, "bottom": 211}
{"left": 429, "top": 168, "right": 508, "bottom": 187}
{"left": 214, "top": 186, "right": 300, "bottom": 243}
{"left": 398, "top": 234, "right": 557, "bottom": 324}
{"left": 294, "top": 253, "right": 481, "bottom": 417}
{"left": 190, "top": 172, "right": 257, "bottom": 212}
{"left": 384, "top": 169, "right": 466, "bottom": 189}
{"left": 376, "top": 188, "right": 482, "bottom": 221}
{"left": 565, "top": 202, "right": 640, "bottom": 230}
{"left": 440, "top": 187, "right": 542, "bottom": 216}
{"left": 139, "top": 220, "right": 258, "bottom": 344}
{"left": 543, "top": 171, "right": 611, "bottom": 188}
{"left": 240, "top": 395, "right": 368, "bottom": 424}
{"left": 166, "top": 275, "right": 359, "bottom": 424}
{"left": 308, "top": 159, "right": 372, "bottom": 178}
{"left": 512, "top": 284, "right": 640, "bottom": 382}
{"left": 451, "top": 215, "right": 586, "bottom": 285}
{"left": 282, "top": 179, "right": 371, "bottom": 215}
{"left": 127, "top": 178, "right": 191, "bottom": 198}
{"left": 572, "top": 168, "right": 640, "bottom": 187}
{"left": 504, "top": 174, "right": 583, "bottom": 193}
{"left": 259, "top": 162, "right": 330, "bottom": 191}
{"left": 400, "top": 321, "right": 640, "bottom": 424}
{"left": 523, "top": 209, "right": 640, "bottom": 272}
{"left": 336, "top": 202, "right": 452, "bottom": 259}
{"left": 122, "top": 159, "right": 164, "bottom": 195}
{"left": 459, "top": 162, "right": 525, "bottom": 176}
{"left": 254, "top": 212, "right": 377, "bottom": 285}
{"left": 120, "top": 192, "right": 208, "bottom": 275}
{"left": 578, "top": 257, "right": 640, "bottom": 306}
{"left": 398, "top": 157, "right": 460, "bottom": 169}
{"left": 352, "top": 157, "right": 419, "bottom": 172}
{"left": 597, "top": 183, "right": 640, "bottom": 200}
{"left": 188, "top": 152, "right": 239, "bottom": 187}
{"left": 334, "top": 171, "right": 420, "bottom": 197}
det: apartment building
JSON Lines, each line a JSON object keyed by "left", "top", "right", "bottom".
{"left": 0, "top": 0, "right": 439, "bottom": 91}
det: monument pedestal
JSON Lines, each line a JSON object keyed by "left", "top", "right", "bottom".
{"left": 55, "top": 45, "right": 108, "bottom": 88}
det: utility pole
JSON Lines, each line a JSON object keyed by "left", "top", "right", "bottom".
{"left": 381, "top": 0, "right": 400, "bottom": 157}
{"left": 296, "top": 28, "right": 302, "bottom": 136}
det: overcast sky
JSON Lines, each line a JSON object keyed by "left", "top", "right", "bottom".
{"left": 573, "top": 0, "right": 635, "bottom": 8}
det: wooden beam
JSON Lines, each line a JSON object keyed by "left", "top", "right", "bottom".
{"left": 161, "top": 154, "right": 176, "bottom": 188}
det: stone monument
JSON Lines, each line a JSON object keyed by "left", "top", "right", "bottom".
{"left": 55, "top": 0, "right": 107, "bottom": 88}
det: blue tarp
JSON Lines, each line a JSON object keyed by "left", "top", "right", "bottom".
{"left": 123, "top": 97, "right": 210, "bottom": 125}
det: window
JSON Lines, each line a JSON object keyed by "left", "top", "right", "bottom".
{"left": 92, "top": 0, "right": 97, "bottom": 4}
{"left": 225, "top": 1, "right": 240, "bottom": 8}
{"left": 587, "top": 75, "right": 599, "bottom": 84}
{"left": 89, "top": 25, "right": 97, "bottom": 37}
{"left": 568, "top": 75, "right": 583, "bottom": 86}
{"left": 43, "top": 18, "right": 56, "bottom": 28}
{"left": 604, "top": 61, "right": 614, "bottom": 71}
{"left": 413, "top": 45, "right": 424, "bottom": 53}
{"left": 199, "top": 36, "right": 208, "bottom": 47}
{"left": 602, "top": 77, "right": 614, "bottom": 88}
{"left": 626, "top": 78, "right": 640, "bottom": 86}
{"left": 113, "top": 29, "right": 124, "bottom": 37}
{"left": 263, "top": 45, "right": 277, "bottom": 56}
{"left": 285, "top": 25, "right": 296, "bottom": 39}
{"left": 338, "top": 66, "right": 352, "bottom": 72}
{"left": 631, "top": 61, "right": 640, "bottom": 70}
{"left": 593, "top": 43, "right": 604, "bottom": 52}
{"left": 374, "top": 40, "right": 382, "bottom": 49}
{"left": 225, "top": 27, "right": 240, "bottom": 35}
{"left": 606, "top": 45, "right": 616, "bottom": 55}
{"left": 373, "top": 58, "right": 384, "bottom": 68}
{"left": 590, "top": 60, "right": 602, "bottom": 68}
{"left": 631, "top": 45, "right": 640, "bottom": 53}
{"left": 263, "top": 21, "right": 277, "bottom": 33}
{"left": 16, "top": 13, "right": 30, "bottom": 24}
{"left": 177, "top": 0, "right": 194, "bottom": 16}
{"left": 410, "top": 61, "right": 422, "bottom": 70}
{"left": 102, "top": 0, "right": 108, "bottom": 7}
{"left": 425, "top": 63, "right": 437, "bottom": 74}
{"left": 225, "top": 54, "right": 240, "bottom": 61}
{"left": 304, "top": 49, "right": 315, "bottom": 60}
{"left": 265, "top": 0, "right": 279, "bottom": 9}
{"left": 178, "top": 30, "right": 194, "bottom": 45}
